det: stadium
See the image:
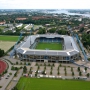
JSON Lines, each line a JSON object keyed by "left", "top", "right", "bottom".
{"left": 16, "top": 34, "right": 80, "bottom": 63}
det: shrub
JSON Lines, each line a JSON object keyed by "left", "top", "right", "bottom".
{"left": 11, "top": 66, "right": 15, "bottom": 70}
{"left": 59, "top": 63, "right": 62, "bottom": 67}
{"left": 20, "top": 62, "right": 22, "bottom": 65}
{"left": 28, "top": 63, "right": 31, "bottom": 65}
{"left": 48, "top": 63, "right": 50, "bottom": 66}
{"left": 24, "top": 62, "right": 26, "bottom": 65}
{"left": 71, "top": 67, "right": 73, "bottom": 72}
{"left": 0, "top": 86, "right": 2, "bottom": 88}
{"left": 57, "top": 66, "right": 59, "bottom": 70}
{"left": 36, "top": 63, "right": 38, "bottom": 66}
{"left": 9, "top": 72, "right": 12, "bottom": 75}
{"left": 44, "top": 63, "right": 46, "bottom": 66}
{"left": 52, "top": 63, "right": 54, "bottom": 67}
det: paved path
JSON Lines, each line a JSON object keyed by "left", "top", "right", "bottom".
{"left": 6, "top": 69, "right": 23, "bottom": 90}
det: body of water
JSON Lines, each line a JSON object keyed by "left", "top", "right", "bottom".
{"left": 49, "top": 10, "right": 90, "bottom": 17}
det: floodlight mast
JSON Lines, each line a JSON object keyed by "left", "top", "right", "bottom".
{"left": 30, "top": 24, "right": 33, "bottom": 46}
{"left": 10, "top": 32, "right": 23, "bottom": 58}
{"left": 68, "top": 26, "right": 88, "bottom": 62}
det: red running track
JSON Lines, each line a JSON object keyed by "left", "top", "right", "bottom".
{"left": 0, "top": 60, "right": 7, "bottom": 74}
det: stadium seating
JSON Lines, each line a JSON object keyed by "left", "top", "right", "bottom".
{"left": 39, "top": 38, "right": 62, "bottom": 43}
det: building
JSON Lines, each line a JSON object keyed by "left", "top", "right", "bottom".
{"left": 16, "top": 34, "right": 80, "bottom": 63}
{"left": 16, "top": 18, "right": 27, "bottom": 21}
{"left": 0, "top": 21, "right": 6, "bottom": 25}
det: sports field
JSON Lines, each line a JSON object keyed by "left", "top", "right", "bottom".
{"left": 0, "top": 60, "right": 7, "bottom": 74}
{"left": 0, "top": 35, "right": 19, "bottom": 41}
{"left": 16, "top": 77, "right": 90, "bottom": 90}
{"left": 35, "top": 42, "right": 62, "bottom": 50}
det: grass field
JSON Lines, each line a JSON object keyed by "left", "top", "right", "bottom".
{"left": 0, "top": 35, "right": 19, "bottom": 41}
{"left": 16, "top": 77, "right": 90, "bottom": 90}
{"left": 35, "top": 42, "right": 62, "bottom": 50}
{"left": 0, "top": 26, "right": 6, "bottom": 30}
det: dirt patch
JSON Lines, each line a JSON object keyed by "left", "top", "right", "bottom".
{"left": 0, "top": 41, "right": 16, "bottom": 52}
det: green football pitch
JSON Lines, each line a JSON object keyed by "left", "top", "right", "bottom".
{"left": 35, "top": 42, "right": 62, "bottom": 50}
{"left": 16, "top": 77, "right": 90, "bottom": 90}
{"left": 0, "top": 35, "right": 19, "bottom": 41}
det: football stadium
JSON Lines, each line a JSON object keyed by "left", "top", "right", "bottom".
{"left": 16, "top": 34, "right": 80, "bottom": 63}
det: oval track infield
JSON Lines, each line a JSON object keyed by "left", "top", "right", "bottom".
{"left": 0, "top": 60, "right": 7, "bottom": 74}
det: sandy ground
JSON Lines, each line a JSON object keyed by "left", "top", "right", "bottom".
{"left": 0, "top": 41, "right": 16, "bottom": 52}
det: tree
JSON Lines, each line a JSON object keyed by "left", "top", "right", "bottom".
{"left": 52, "top": 63, "right": 54, "bottom": 67}
{"left": 57, "top": 71, "right": 60, "bottom": 75}
{"left": 48, "top": 28, "right": 56, "bottom": 33}
{"left": 57, "top": 29, "right": 68, "bottom": 35}
{"left": 11, "top": 66, "right": 15, "bottom": 70}
{"left": 77, "top": 67, "right": 80, "bottom": 72}
{"left": 23, "top": 66, "right": 27, "bottom": 73}
{"left": 12, "top": 86, "right": 18, "bottom": 90}
{"left": 48, "top": 63, "right": 50, "bottom": 66}
{"left": 36, "top": 63, "right": 38, "bottom": 66}
{"left": 28, "top": 63, "right": 31, "bottom": 65}
{"left": 72, "top": 72, "right": 74, "bottom": 76}
{"left": 85, "top": 67, "right": 87, "bottom": 71}
{"left": 79, "top": 71, "right": 82, "bottom": 76}
{"left": 44, "top": 63, "right": 46, "bottom": 66}
{"left": 80, "top": 27, "right": 84, "bottom": 32}
{"left": 0, "top": 49, "right": 4, "bottom": 57}
{"left": 20, "top": 62, "right": 22, "bottom": 65}
{"left": 51, "top": 66, "right": 53, "bottom": 70}
{"left": 14, "top": 72, "right": 17, "bottom": 77}
{"left": 16, "top": 62, "right": 18, "bottom": 65}
{"left": 24, "top": 62, "right": 26, "bottom": 65}
{"left": 65, "top": 71, "right": 67, "bottom": 76}
{"left": 44, "top": 66, "right": 46, "bottom": 70}
{"left": 86, "top": 73, "right": 90, "bottom": 78}
{"left": 57, "top": 66, "right": 59, "bottom": 71}
{"left": 38, "top": 28, "right": 46, "bottom": 34}
{"left": 38, "top": 65, "right": 40, "bottom": 70}
{"left": 71, "top": 67, "right": 73, "bottom": 72}
{"left": 59, "top": 63, "right": 62, "bottom": 67}
{"left": 64, "top": 67, "right": 66, "bottom": 71}
{"left": 50, "top": 70, "right": 52, "bottom": 75}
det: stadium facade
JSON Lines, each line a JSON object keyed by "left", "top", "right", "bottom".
{"left": 16, "top": 34, "right": 80, "bottom": 63}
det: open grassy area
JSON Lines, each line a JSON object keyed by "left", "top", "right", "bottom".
{"left": 0, "top": 35, "right": 19, "bottom": 41}
{"left": 0, "top": 26, "right": 6, "bottom": 30}
{"left": 35, "top": 42, "right": 62, "bottom": 50}
{"left": 16, "top": 77, "right": 90, "bottom": 90}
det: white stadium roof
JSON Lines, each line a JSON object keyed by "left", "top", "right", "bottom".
{"left": 16, "top": 34, "right": 79, "bottom": 56}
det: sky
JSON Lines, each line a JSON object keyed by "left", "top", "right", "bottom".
{"left": 0, "top": 0, "right": 90, "bottom": 9}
